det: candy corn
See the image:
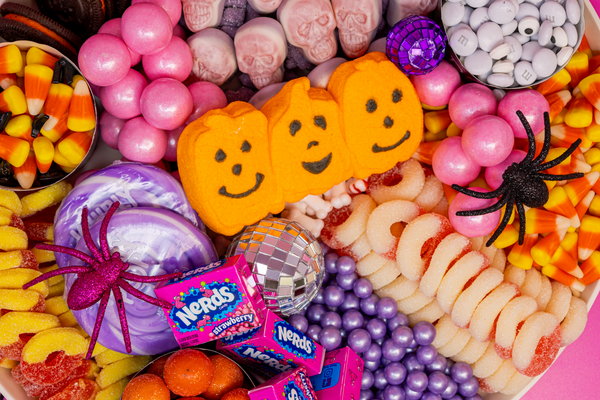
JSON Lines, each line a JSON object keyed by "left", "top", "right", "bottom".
{"left": 549, "top": 246, "right": 583, "bottom": 278}
{"left": 442, "top": 183, "right": 458, "bottom": 204}
{"left": 550, "top": 124, "right": 589, "bottom": 148}
{"left": 0, "top": 74, "right": 16, "bottom": 90}
{"left": 564, "top": 172, "right": 599, "bottom": 205}
{"left": 23, "top": 64, "right": 53, "bottom": 116}
{"left": 537, "top": 69, "right": 572, "bottom": 96}
{"left": 565, "top": 94, "right": 594, "bottom": 128}
{"left": 31, "top": 113, "right": 48, "bottom": 138}
{"left": 590, "top": 55, "right": 600, "bottom": 74}
{"left": 544, "top": 147, "right": 572, "bottom": 175}
{"left": 561, "top": 232, "right": 579, "bottom": 262}
{"left": 424, "top": 130, "right": 447, "bottom": 142}
{"left": 32, "top": 136, "right": 54, "bottom": 174}
{"left": 494, "top": 223, "right": 519, "bottom": 249}
{"left": 0, "top": 45, "right": 23, "bottom": 74}
{"left": 546, "top": 90, "right": 572, "bottom": 123}
{"left": 586, "top": 121, "right": 600, "bottom": 142}
{"left": 578, "top": 35, "right": 593, "bottom": 59}
{"left": 589, "top": 194, "right": 600, "bottom": 217}
{"left": 5, "top": 115, "right": 32, "bottom": 143}
{"left": 583, "top": 147, "right": 600, "bottom": 165}
{"left": 421, "top": 103, "right": 446, "bottom": 111}
{"left": 544, "top": 186, "right": 580, "bottom": 227}
{"left": 413, "top": 141, "right": 441, "bottom": 165}
{"left": 15, "top": 51, "right": 25, "bottom": 78}
{"left": 0, "top": 134, "right": 29, "bottom": 167}
{"left": 53, "top": 140, "right": 77, "bottom": 169}
{"left": 580, "top": 251, "right": 600, "bottom": 285}
{"left": 446, "top": 122, "right": 462, "bottom": 137}
{"left": 508, "top": 233, "right": 538, "bottom": 270}
{"left": 58, "top": 130, "right": 92, "bottom": 165}
{"left": 424, "top": 110, "right": 451, "bottom": 134}
{"left": 552, "top": 108, "right": 569, "bottom": 126}
{"left": 531, "top": 231, "right": 563, "bottom": 266}
{"left": 579, "top": 73, "right": 600, "bottom": 112}
{"left": 524, "top": 208, "right": 571, "bottom": 234}
{"left": 25, "top": 47, "right": 58, "bottom": 70}
{"left": 541, "top": 265, "right": 585, "bottom": 291}
{"left": 12, "top": 151, "right": 36, "bottom": 189}
{"left": 67, "top": 80, "right": 95, "bottom": 132}
{"left": 575, "top": 190, "right": 595, "bottom": 220}
{"left": 71, "top": 75, "right": 86, "bottom": 89}
{"left": 578, "top": 215, "right": 600, "bottom": 261}
{"left": 40, "top": 111, "right": 68, "bottom": 142}
{"left": 0, "top": 85, "right": 27, "bottom": 115}
{"left": 42, "top": 83, "right": 73, "bottom": 132}
{"left": 565, "top": 52, "right": 589, "bottom": 88}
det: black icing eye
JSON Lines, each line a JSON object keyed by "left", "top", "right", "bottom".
{"left": 392, "top": 89, "right": 402, "bottom": 103}
{"left": 314, "top": 115, "right": 326, "bottom": 130}
{"left": 215, "top": 149, "right": 226, "bottom": 162}
{"left": 366, "top": 99, "right": 377, "bottom": 113}
{"left": 290, "top": 120, "right": 302, "bottom": 136}
{"left": 241, "top": 140, "right": 251, "bottom": 152}
{"left": 232, "top": 164, "right": 242, "bottom": 176}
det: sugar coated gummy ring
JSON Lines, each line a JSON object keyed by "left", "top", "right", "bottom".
{"left": 321, "top": 194, "right": 376, "bottom": 250}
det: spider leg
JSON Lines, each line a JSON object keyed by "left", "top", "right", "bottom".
{"left": 455, "top": 194, "right": 509, "bottom": 217}
{"left": 533, "top": 138, "right": 583, "bottom": 172}
{"left": 536, "top": 172, "right": 585, "bottom": 181}
{"left": 531, "top": 112, "right": 552, "bottom": 166}
{"left": 85, "top": 290, "right": 110, "bottom": 360}
{"left": 451, "top": 183, "right": 507, "bottom": 199}
{"left": 516, "top": 110, "right": 537, "bottom": 166}
{"left": 36, "top": 243, "right": 95, "bottom": 266}
{"left": 112, "top": 286, "right": 132, "bottom": 354}
{"left": 118, "top": 278, "right": 173, "bottom": 309}
{"left": 81, "top": 207, "right": 103, "bottom": 261}
{"left": 516, "top": 202, "right": 527, "bottom": 245}
{"left": 121, "top": 271, "right": 183, "bottom": 283}
{"left": 22, "top": 266, "right": 89, "bottom": 290}
{"left": 485, "top": 194, "right": 515, "bottom": 247}
{"left": 99, "top": 202, "right": 121, "bottom": 261}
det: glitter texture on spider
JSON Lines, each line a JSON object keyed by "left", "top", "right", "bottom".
{"left": 22, "top": 201, "right": 182, "bottom": 359}
{"left": 451, "top": 110, "right": 584, "bottom": 247}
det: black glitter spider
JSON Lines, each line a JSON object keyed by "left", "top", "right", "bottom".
{"left": 452, "top": 110, "right": 584, "bottom": 247}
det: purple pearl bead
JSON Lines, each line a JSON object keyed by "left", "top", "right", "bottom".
{"left": 375, "top": 337, "right": 386, "bottom": 346}
{"left": 312, "top": 287, "right": 326, "bottom": 304}
{"left": 426, "top": 355, "right": 448, "bottom": 373}
{"left": 451, "top": 362, "right": 473, "bottom": 384}
{"left": 348, "top": 328, "right": 372, "bottom": 353}
{"left": 339, "top": 292, "right": 361, "bottom": 312}
{"left": 403, "top": 353, "right": 425, "bottom": 373}
{"left": 307, "top": 324, "right": 322, "bottom": 342}
{"left": 362, "top": 369, "right": 375, "bottom": 389}
{"left": 340, "top": 328, "right": 348, "bottom": 340}
{"left": 384, "top": 385, "right": 406, "bottom": 400}
{"left": 457, "top": 377, "right": 479, "bottom": 397}
{"left": 321, "top": 311, "right": 342, "bottom": 329}
{"left": 413, "top": 321, "right": 436, "bottom": 346}
{"left": 318, "top": 327, "right": 342, "bottom": 350}
{"left": 337, "top": 271, "right": 359, "bottom": 290}
{"left": 367, "top": 318, "right": 388, "bottom": 340}
{"left": 407, "top": 371, "right": 428, "bottom": 392}
{"left": 408, "top": 338, "right": 419, "bottom": 350}
{"left": 464, "top": 395, "right": 483, "bottom": 400}
{"left": 323, "top": 270, "right": 331, "bottom": 284}
{"left": 446, "top": 396, "right": 462, "bottom": 400}
{"left": 306, "top": 304, "right": 327, "bottom": 324}
{"left": 324, "top": 285, "right": 346, "bottom": 307}
{"left": 354, "top": 278, "right": 374, "bottom": 298}
{"left": 361, "top": 390, "right": 375, "bottom": 400}
{"left": 392, "top": 326, "right": 414, "bottom": 347}
{"left": 384, "top": 362, "right": 407, "bottom": 385}
{"left": 444, "top": 360, "right": 454, "bottom": 376}
{"left": 374, "top": 368, "right": 389, "bottom": 390}
{"left": 361, "top": 294, "right": 380, "bottom": 316}
{"left": 421, "top": 392, "right": 442, "bottom": 400}
{"left": 377, "top": 297, "right": 399, "bottom": 319}
{"left": 337, "top": 255, "right": 356, "bottom": 275}
{"left": 403, "top": 383, "right": 423, "bottom": 400}
{"left": 325, "top": 252, "right": 339, "bottom": 273}
{"left": 440, "top": 379, "right": 457, "bottom": 399}
{"left": 416, "top": 345, "right": 438, "bottom": 365}
{"left": 382, "top": 357, "right": 392, "bottom": 367}
{"left": 365, "top": 359, "right": 381, "bottom": 371}
{"left": 320, "top": 241, "right": 332, "bottom": 254}
{"left": 287, "top": 314, "right": 308, "bottom": 333}
{"left": 427, "top": 371, "right": 448, "bottom": 394}
{"left": 342, "top": 309, "right": 364, "bottom": 331}
{"left": 383, "top": 338, "right": 406, "bottom": 362}
{"left": 376, "top": 391, "right": 385, "bottom": 400}
{"left": 364, "top": 342, "right": 383, "bottom": 361}
{"left": 387, "top": 313, "right": 410, "bottom": 332}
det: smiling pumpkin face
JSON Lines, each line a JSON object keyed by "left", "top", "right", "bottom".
{"left": 262, "top": 77, "right": 353, "bottom": 202}
{"left": 327, "top": 52, "right": 423, "bottom": 179}
{"left": 177, "top": 101, "right": 284, "bottom": 235}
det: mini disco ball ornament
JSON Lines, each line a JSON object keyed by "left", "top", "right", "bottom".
{"left": 226, "top": 217, "right": 325, "bottom": 317}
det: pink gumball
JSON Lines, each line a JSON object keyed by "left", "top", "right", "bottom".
{"left": 99, "top": 111, "right": 127, "bottom": 150}
{"left": 140, "top": 78, "right": 193, "bottom": 130}
{"left": 118, "top": 117, "right": 167, "bottom": 163}
{"left": 99, "top": 69, "right": 148, "bottom": 120}
{"left": 448, "top": 83, "right": 498, "bottom": 129}
{"left": 485, "top": 149, "right": 527, "bottom": 190}
{"left": 173, "top": 24, "right": 186, "bottom": 40}
{"left": 164, "top": 126, "right": 184, "bottom": 161}
{"left": 497, "top": 89, "right": 550, "bottom": 139}
{"left": 78, "top": 34, "right": 131, "bottom": 87}
{"left": 186, "top": 81, "right": 228, "bottom": 124}
{"left": 411, "top": 60, "right": 461, "bottom": 107}
{"left": 432, "top": 136, "right": 481, "bottom": 186}
{"left": 98, "top": 19, "right": 143, "bottom": 66}
{"left": 142, "top": 36, "right": 193, "bottom": 82}
{"left": 461, "top": 115, "right": 515, "bottom": 167}
{"left": 449, "top": 187, "right": 501, "bottom": 238}
{"left": 121, "top": 3, "right": 173, "bottom": 55}
{"left": 131, "top": 0, "right": 182, "bottom": 27}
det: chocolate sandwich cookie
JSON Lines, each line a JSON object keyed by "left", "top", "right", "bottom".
{"left": 115, "top": 0, "right": 130, "bottom": 17}
{"left": 35, "top": 0, "right": 105, "bottom": 39}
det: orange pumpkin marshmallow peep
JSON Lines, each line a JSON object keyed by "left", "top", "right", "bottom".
{"left": 262, "top": 77, "right": 353, "bottom": 203}
{"left": 327, "top": 52, "right": 423, "bottom": 179}
{"left": 178, "top": 102, "right": 284, "bottom": 235}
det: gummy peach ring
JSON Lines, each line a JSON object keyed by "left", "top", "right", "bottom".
{"left": 479, "top": 359, "right": 516, "bottom": 394}
{"left": 0, "top": 311, "right": 59, "bottom": 360}
{"left": 366, "top": 159, "right": 426, "bottom": 205}
{"left": 320, "top": 194, "right": 376, "bottom": 249}
{"left": 451, "top": 267, "right": 504, "bottom": 329}
{"left": 469, "top": 282, "right": 520, "bottom": 342}
{"left": 512, "top": 312, "right": 561, "bottom": 377}
{"left": 494, "top": 296, "right": 538, "bottom": 359}
{"left": 560, "top": 296, "right": 587, "bottom": 346}
{"left": 20, "top": 327, "right": 88, "bottom": 384}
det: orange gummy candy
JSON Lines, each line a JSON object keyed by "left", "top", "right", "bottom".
{"left": 46, "top": 378, "right": 99, "bottom": 400}
{"left": 122, "top": 374, "right": 171, "bottom": 400}
{"left": 25, "top": 221, "right": 54, "bottom": 241}
{"left": 40, "top": 360, "right": 99, "bottom": 400}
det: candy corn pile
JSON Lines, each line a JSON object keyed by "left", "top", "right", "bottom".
{"left": 0, "top": 44, "right": 96, "bottom": 189}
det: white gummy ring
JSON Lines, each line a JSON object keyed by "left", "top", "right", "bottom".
{"left": 470, "top": 282, "right": 520, "bottom": 342}
{"left": 366, "top": 159, "right": 426, "bottom": 205}
{"left": 495, "top": 296, "right": 538, "bottom": 359}
{"left": 451, "top": 267, "right": 504, "bottom": 329}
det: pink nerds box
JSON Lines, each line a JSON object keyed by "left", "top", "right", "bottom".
{"left": 309, "top": 347, "right": 363, "bottom": 400}
{"left": 217, "top": 309, "right": 325, "bottom": 377}
{"left": 248, "top": 367, "right": 318, "bottom": 400}
{"left": 154, "top": 255, "right": 267, "bottom": 348}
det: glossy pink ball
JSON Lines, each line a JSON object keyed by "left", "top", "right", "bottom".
{"left": 99, "top": 69, "right": 148, "bottom": 120}
{"left": 142, "top": 36, "right": 193, "bottom": 82}
{"left": 448, "top": 83, "right": 498, "bottom": 129}
{"left": 485, "top": 149, "right": 528, "bottom": 190}
{"left": 449, "top": 187, "right": 501, "bottom": 238}
{"left": 78, "top": 34, "right": 131, "bottom": 87}
{"left": 173, "top": 24, "right": 186, "bottom": 40}
{"left": 132, "top": 0, "right": 182, "bottom": 27}
{"left": 121, "top": 3, "right": 172, "bottom": 55}
{"left": 432, "top": 137, "right": 481, "bottom": 186}
{"left": 497, "top": 89, "right": 550, "bottom": 139}
{"left": 99, "top": 111, "right": 127, "bottom": 150}
{"left": 411, "top": 60, "right": 461, "bottom": 107}
{"left": 164, "top": 126, "right": 184, "bottom": 162}
{"left": 461, "top": 115, "right": 514, "bottom": 167}
{"left": 118, "top": 117, "right": 167, "bottom": 163}
{"left": 98, "top": 18, "right": 142, "bottom": 66}
{"left": 186, "top": 81, "right": 228, "bottom": 125}
{"left": 140, "top": 78, "right": 193, "bottom": 130}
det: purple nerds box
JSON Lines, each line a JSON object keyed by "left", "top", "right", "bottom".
{"left": 248, "top": 367, "right": 318, "bottom": 400}
{"left": 309, "top": 347, "right": 363, "bottom": 400}
{"left": 154, "top": 255, "right": 266, "bottom": 348}
{"left": 217, "top": 309, "right": 325, "bottom": 377}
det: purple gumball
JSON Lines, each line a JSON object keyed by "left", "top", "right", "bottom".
{"left": 78, "top": 34, "right": 131, "bottom": 87}
{"left": 99, "top": 69, "right": 148, "bottom": 120}
{"left": 461, "top": 115, "right": 514, "bottom": 167}
{"left": 432, "top": 137, "right": 481, "bottom": 186}
{"left": 121, "top": 3, "right": 173, "bottom": 55}
{"left": 98, "top": 19, "right": 143, "bottom": 66}
{"left": 118, "top": 117, "right": 168, "bottom": 163}
{"left": 485, "top": 149, "right": 527, "bottom": 190}
{"left": 164, "top": 126, "right": 184, "bottom": 162}
{"left": 448, "top": 83, "right": 498, "bottom": 129}
{"left": 449, "top": 187, "right": 501, "bottom": 238}
{"left": 141, "top": 78, "right": 193, "bottom": 130}
{"left": 132, "top": 0, "right": 182, "bottom": 27}
{"left": 186, "top": 82, "right": 228, "bottom": 125}
{"left": 99, "top": 111, "right": 127, "bottom": 150}
{"left": 497, "top": 89, "right": 550, "bottom": 139}
{"left": 411, "top": 60, "right": 461, "bottom": 107}
{"left": 142, "top": 36, "right": 193, "bottom": 82}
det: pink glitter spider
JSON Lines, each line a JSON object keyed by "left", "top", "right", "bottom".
{"left": 23, "top": 201, "right": 182, "bottom": 359}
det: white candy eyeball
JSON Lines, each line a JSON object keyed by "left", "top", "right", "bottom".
{"left": 514, "top": 61, "right": 538, "bottom": 85}
{"left": 470, "top": 7, "right": 490, "bottom": 31}
{"left": 503, "top": 35, "right": 523, "bottom": 62}
{"left": 540, "top": 1, "right": 567, "bottom": 27}
{"left": 487, "top": 73, "right": 515, "bottom": 87}
{"left": 551, "top": 27, "right": 568, "bottom": 47}
{"left": 490, "top": 42, "right": 511, "bottom": 59}
{"left": 566, "top": 0, "right": 581, "bottom": 24}
{"left": 515, "top": 2, "right": 539, "bottom": 21}
{"left": 532, "top": 47, "right": 558, "bottom": 78}
{"left": 557, "top": 46, "right": 574, "bottom": 66}
{"left": 493, "top": 59, "right": 515, "bottom": 73}
{"left": 518, "top": 16, "right": 540, "bottom": 36}
{"left": 501, "top": 19, "right": 518, "bottom": 35}
{"left": 450, "top": 28, "right": 479, "bottom": 56}
{"left": 538, "top": 20, "right": 553, "bottom": 46}
{"left": 442, "top": 1, "right": 466, "bottom": 27}
{"left": 477, "top": 22, "right": 504, "bottom": 51}
{"left": 464, "top": 50, "right": 494, "bottom": 75}
{"left": 489, "top": 0, "right": 517, "bottom": 24}
{"left": 562, "top": 22, "right": 578, "bottom": 47}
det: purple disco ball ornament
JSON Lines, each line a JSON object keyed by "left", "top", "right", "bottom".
{"left": 386, "top": 15, "right": 447, "bottom": 76}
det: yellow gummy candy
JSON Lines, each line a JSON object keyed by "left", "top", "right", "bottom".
{"left": 0, "top": 206, "right": 16, "bottom": 226}
{"left": 21, "top": 181, "right": 72, "bottom": 217}
{"left": 91, "top": 342, "right": 108, "bottom": 358}
{"left": 95, "top": 348, "right": 134, "bottom": 367}
{"left": 58, "top": 310, "right": 78, "bottom": 327}
{"left": 0, "top": 251, "right": 25, "bottom": 271}
{"left": 424, "top": 110, "right": 451, "bottom": 134}
{"left": 32, "top": 245, "right": 56, "bottom": 264}
{"left": 0, "top": 288, "right": 44, "bottom": 311}
{"left": 22, "top": 327, "right": 87, "bottom": 364}
{"left": 48, "top": 281, "right": 64, "bottom": 297}
{"left": 95, "top": 356, "right": 152, "bottom": 389}
{"left": 45, "top": 296, "right": 68, "bottom": 316}
{"left": 0, "top": 268, "right": 49, "bottom": 297}
{"left": 0, "top": 187, "right": 22, "bottom": 216}
{"left": 40, "top": 264, "right": 63, "bottom": 286}
{"left": 0, "top": 357, "right": 18, "bottom": 369}
{"left": 0, "top": 312, "right": 60, "bottom": 348}
{"left": 0, "top": 226, "right": 27, "bottom": 251}
{"left": 95, "top": 378, "right": 130, "bottom": 400}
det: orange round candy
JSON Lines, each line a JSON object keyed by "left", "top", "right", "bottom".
{"left": 163, "top": 349, "right": 214, "bottom": 397}
{"left": 222, "top": 388, "right": 250, "bottom": 400}
{"left": 179, "top": 398, "right": 206, "bottom": 400}
{"left": 202, "top": 355, "right": 244, "bottom": 400}
{"left": 122, "top": 374, "right": 170, "bottom": 400}
{"left": 147, "top": 356, "right": 169, "bottom": 379}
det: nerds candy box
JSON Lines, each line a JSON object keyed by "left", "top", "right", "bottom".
{"left": 309, "top": 347, "right": 363, "bottom": 400}
{"left": 154, "top": 255, "right": 267, "bottom": 347}
{"left": 248, "top": 367, "right": 318, "bottom": 400}
{"left": 217, "top": 309, "right": 325, "bottom": 377}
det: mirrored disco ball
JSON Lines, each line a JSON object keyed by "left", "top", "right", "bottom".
{"left": 226, "top": 217, "right": 324, "bottom": 317}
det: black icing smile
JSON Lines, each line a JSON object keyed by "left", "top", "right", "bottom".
{"left": 219, "top": 173, "right": 264, "bottom": 198}
{"left": 302, "top": 153, "right": 332, "bottom": 175}
{"left": 372, "top": 131, "right": 411, "bottom": 153}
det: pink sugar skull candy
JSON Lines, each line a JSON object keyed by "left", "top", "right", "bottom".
{"left": 234, "top": 18, "right": 287, "bottom": 90}
{"left": 183, "top": 0, "right": 226, "bottom": 32}
{"left": 248, "top": 0, "right": 283, "bottom": 14}
{"left": 278, "top": 0, "right": 338, "bottom": 64}
{"left": 188, "top": 28, "right": 237, "bottom": 86}
{"left": 332, "top": 0, "right": 382, "bottom": 58}
{"left": 386, "top": 0, "right": 437, "bottom": 26}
